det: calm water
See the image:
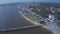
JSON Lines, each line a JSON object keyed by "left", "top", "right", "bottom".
{"left": 0, "top": 5, "right": 34, "bottom": 31}
{"left": 0, "top": 26, "right": 53, "bottom": 34}
{"left": 0, "top": 4, "right": 53, "bottom": 34}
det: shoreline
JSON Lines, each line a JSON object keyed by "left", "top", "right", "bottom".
{"left": 19, "top": 11, "right": 55, "bottom": 34}
{"left": 19, "top": 11, "right": 42, "bottom": 25}
{"left": 19, "top": 11, "right": 49, "bottom": 29}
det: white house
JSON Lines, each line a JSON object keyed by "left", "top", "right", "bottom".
{"left": 48, "top": 14, "right": 55, "bottom": 22}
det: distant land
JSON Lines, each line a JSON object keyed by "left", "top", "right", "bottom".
{"left": 0, "top": 2, "right": 60, "bottom": 6}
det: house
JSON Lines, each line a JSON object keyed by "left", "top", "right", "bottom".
{"left": 47, "top": 14, "right": 55, "bottom": 22}
{"left": 44, "top": 14, "right": 59, "bottom": 23}
{"left": 56, "top": 8, "right": 60, "bottom": 12}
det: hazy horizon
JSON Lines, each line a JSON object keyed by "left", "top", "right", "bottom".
{"left": 0, "top": 0, "right": 60, "bottom": 4}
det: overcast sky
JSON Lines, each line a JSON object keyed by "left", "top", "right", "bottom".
{"left": 0, "top": 0, "right": 60, "bottom": 4}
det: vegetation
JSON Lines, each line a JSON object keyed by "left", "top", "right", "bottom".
{"left": 39, "top": 21, "right": 45, "bottom": 25}
{"left": 55, "top": 12, "right": 60, "bottom": 27}
{"left": 54, "top": 12, "right": 60, "bottom": 20}
{"left": 26, "top": 14, "right": 37, "bottom": 21}
{"left": 29, "top": 5, "right": 47, "bottom": 17}
{"left": 57, "top": 22, "right": 60, "bottom": 27}
{"left": 28, "top": 3, "right": 60, "bottom": 18}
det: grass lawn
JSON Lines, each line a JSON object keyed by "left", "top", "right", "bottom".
{"left": 26, "top": 14, "right": 37, "bottom": 21}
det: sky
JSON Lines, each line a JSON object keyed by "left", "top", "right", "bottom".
{"left": 0, "top": 0, "right": 60, "bottom": 4}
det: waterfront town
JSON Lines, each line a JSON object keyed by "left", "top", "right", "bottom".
{"left": 18, "top": 2, "right": 60, "bottom": 34}
{"left": 0, "top": 2, "right": 60, "bottom": 34}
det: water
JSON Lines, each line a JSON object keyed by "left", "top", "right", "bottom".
{"left": 0, "top": 5, "right": 35, "bottom": 31}
{"left": 0, "top": 4, "right": 53, "bottom": 34}
{"left": 0, "top": 26, "right": 53, "bottom": 34}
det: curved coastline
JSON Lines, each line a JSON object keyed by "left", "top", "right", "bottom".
{"left": 19, "top": 11, "right": 55, "bottom": 34}
{"left": 20, "top": 11, "right": 49, "bottom": 30}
